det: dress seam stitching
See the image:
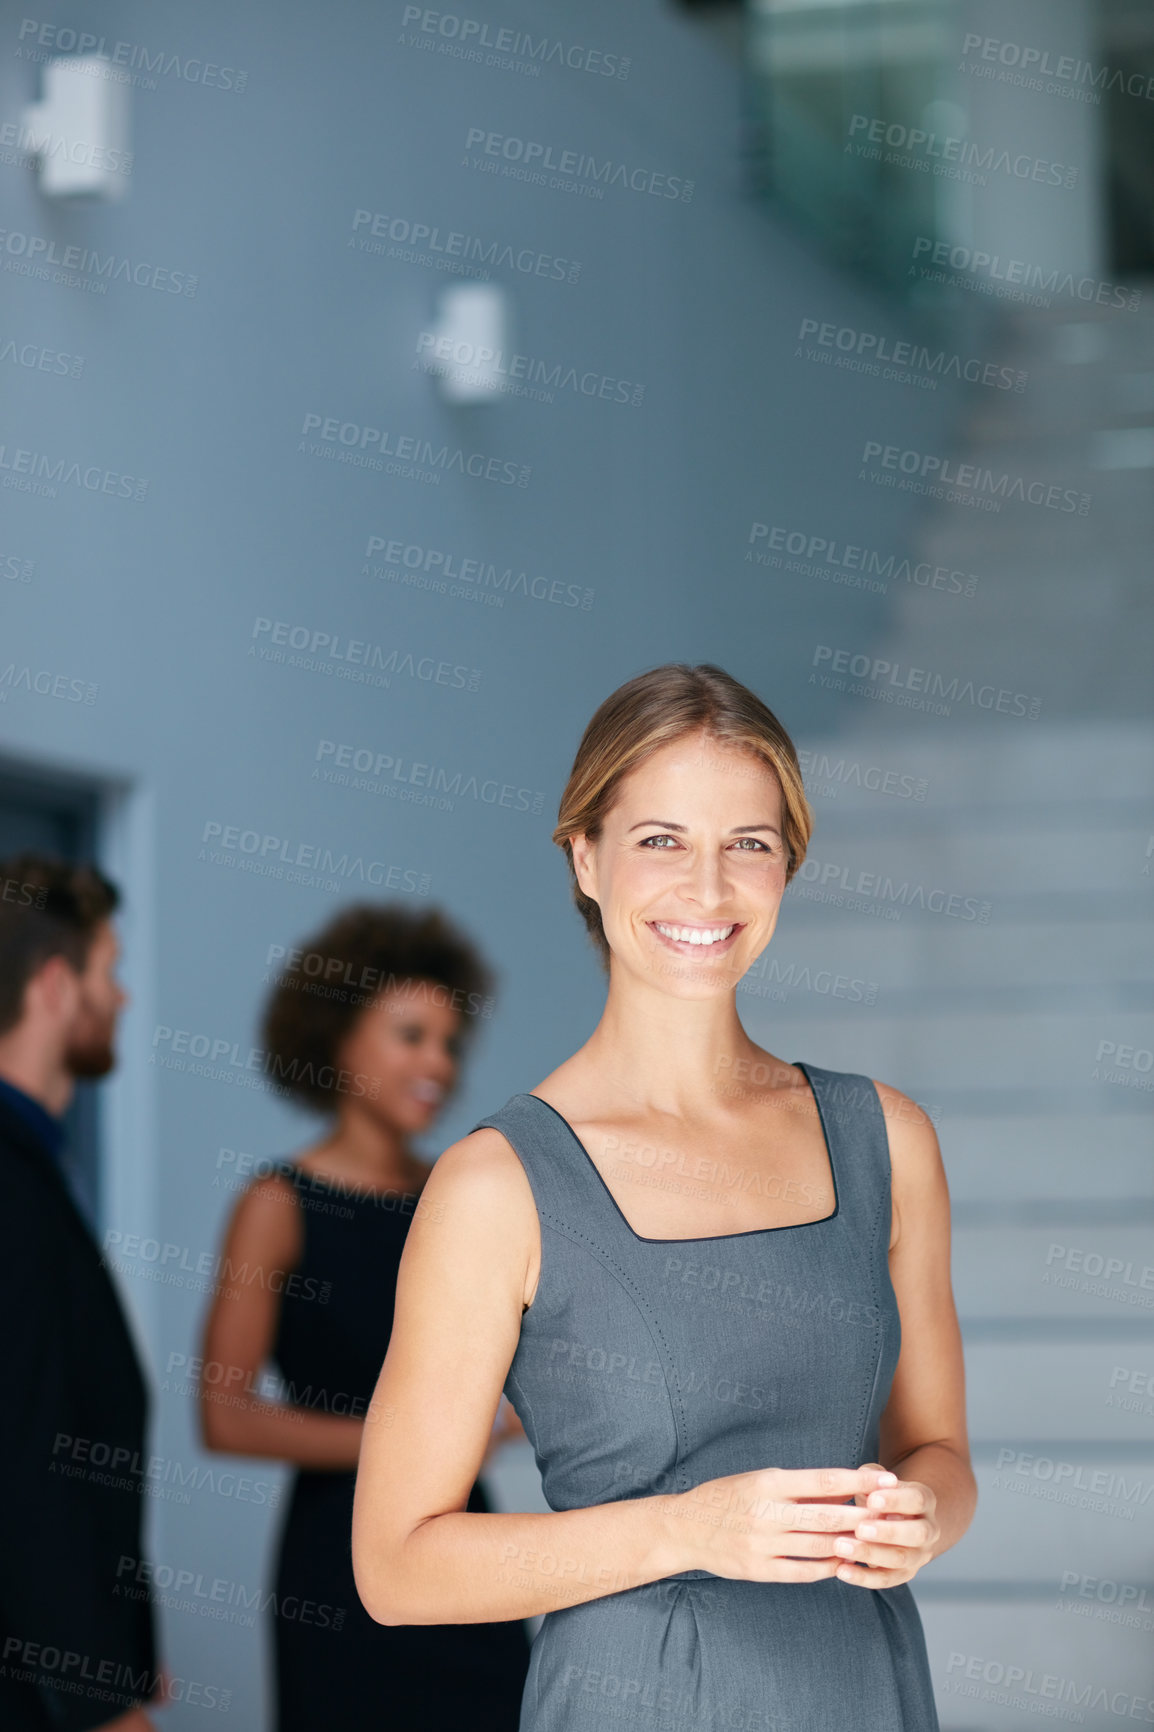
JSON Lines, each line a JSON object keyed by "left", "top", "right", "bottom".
{"left": 533, "top": 1208, "right": 692, "bottom": 1477}
{"left": 474, "top": 1105, "right": 692, "bottom": 1484}
{"left": 853, "top": 1077, "right": 891, "bottom": 1467}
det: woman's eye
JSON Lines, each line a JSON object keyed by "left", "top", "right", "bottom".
{"left": 639, "top": 834, "right": 774, "bottom": 853}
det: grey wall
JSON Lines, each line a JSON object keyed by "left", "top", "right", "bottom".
{"left": 2, "top": 0, "right": 1150, "bottom": 1726}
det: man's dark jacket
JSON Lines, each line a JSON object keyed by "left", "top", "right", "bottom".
{"left": 0, "top": 1086, "right": 157, "bottom": 1729}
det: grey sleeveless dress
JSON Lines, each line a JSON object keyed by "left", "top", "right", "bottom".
{"left": 471, "top": 1061, "right": 940, "bottom": 1732}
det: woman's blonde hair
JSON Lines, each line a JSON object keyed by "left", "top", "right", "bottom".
{"left": 552, "top": 663, "right": 814, "bottom": 971}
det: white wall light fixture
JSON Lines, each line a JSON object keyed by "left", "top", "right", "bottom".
{"left": 22, "top": 56, "right": 131, "bottom": 198}
{"left": 416, "top": 282, "right": 511, "bottom": 404}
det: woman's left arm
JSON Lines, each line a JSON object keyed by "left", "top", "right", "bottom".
{"left": 831, "top": 1081, "right": 978, "bottom": 1589}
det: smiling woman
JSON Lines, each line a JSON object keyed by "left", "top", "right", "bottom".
{"left": 196, "top": 901, "right": 530, "bottom": 1731}
{"left": 554, "top": 662, "right": 813, "bottom": 976}
{"left": 352, "top": 661, "right": 977, "bottom": 1732}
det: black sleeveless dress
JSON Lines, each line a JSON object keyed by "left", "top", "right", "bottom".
{"left": 269, "top": 1160, "right": 531, "bottom": 1731}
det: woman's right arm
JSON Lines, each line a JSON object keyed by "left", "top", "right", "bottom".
{"left": 197, "top": 1174, "right": 364, "bottom": 1469}
{"left": 352, "top": 1128, "right": 884, "bottom": 1626}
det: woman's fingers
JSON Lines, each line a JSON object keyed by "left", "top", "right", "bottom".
{"left": 783, "top": 1500, "right": 870, "bottom": 1533}
{"left": 773, "top": 1557, "right": 844, "bottom": 1583}
{"left": 862, "top": 1481, "right": 929, "bottom": 1514}
{"left": 688, "top": 1464, "right": 924, "bottom": 1584}
{"left": 832, "top": 1514, "right": 934, "bottom": 1578}
{"left": 754, "top": 1465, "right": 896, "bottom": 1532}
{"left": 834, "top": 1534, "right": 923, "bottom": 1568}
{"left": 833, "top": 1558, "right": 910, "bottom": 1589}
{"left": 772, "top": 1465, "right": 896, "bottom": 1502}
{"left": 778, "top": 1527, "right": 862, "bottom": 1559}
{"left": 849, "top": 1516, "right": 932, "bottom": 1549}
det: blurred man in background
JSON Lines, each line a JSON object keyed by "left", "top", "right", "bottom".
{"left": 0, "top": 855, "right": 161, "bottom": 1732}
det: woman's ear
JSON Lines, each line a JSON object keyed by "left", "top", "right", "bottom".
{"left": 569, "top": 833, "right": 598, "bottom": 901}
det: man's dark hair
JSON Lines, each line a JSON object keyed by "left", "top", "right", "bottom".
{"left": 0, "top": 853, "right": 121, "bottom": 1035}
{"left": 261, "top": 902, "right": 495, "bottom": 1113}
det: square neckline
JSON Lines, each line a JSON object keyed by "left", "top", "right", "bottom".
{"left": 520, "top": 1060, "right": 840, "bottom": 1245}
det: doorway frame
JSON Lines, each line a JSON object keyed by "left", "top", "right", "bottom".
{"left": 0, "top": 747, "right": 159, "bottom": 1370}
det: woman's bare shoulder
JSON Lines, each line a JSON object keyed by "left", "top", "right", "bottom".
{"left": 217, "top": 1166, "right": 303, "bottom": 1269}
{"left": 409, "top": 1126, "right": 540, "bottom": 1308}
{"left": 869, "top": 1078, "right": 947, "bottom": 1191}
{"left": 870, "top": 1078, "right": 939, "bottom": 1140}
{"left": 420, "top": 1123, "right": 537, "bottom": 1219}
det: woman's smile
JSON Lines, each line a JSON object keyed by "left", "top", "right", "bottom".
{"left": 646, "top": 919, "right": 745, "bottom": 956}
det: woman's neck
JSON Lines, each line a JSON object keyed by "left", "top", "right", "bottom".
{"left": 571, "top": 974, "right": 786, "bottom": 1118}
{"left": 303, "top": 1104, "right": 421, "bottom": 1182}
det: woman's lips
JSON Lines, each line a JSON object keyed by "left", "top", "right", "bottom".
{"left": 408, "top": 1080, "right": 446, "bottom": 1106}
{"left": 646, "top": 920, "right": 743, "bottom": 957}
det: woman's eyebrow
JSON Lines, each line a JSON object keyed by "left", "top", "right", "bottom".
{"left": 627, "top": 820, "right": 782, "bottom": 837}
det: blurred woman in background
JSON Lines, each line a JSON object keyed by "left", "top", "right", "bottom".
{"left": 198, "top": 903, "right": 530, "bottom": 1731}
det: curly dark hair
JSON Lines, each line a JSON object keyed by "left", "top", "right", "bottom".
{"left": 260, "top": 902, "right": 495, "bottom": 1112}
{"left": 0, "top": 853, "right": 120, "bottom": 1035}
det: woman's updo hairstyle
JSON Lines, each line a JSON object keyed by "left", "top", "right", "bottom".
{"left": 551, "top": 663, "right": 814, "bottom": 972}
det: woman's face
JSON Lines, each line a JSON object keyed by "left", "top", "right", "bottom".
{"left": 570, "top": 730, "right": 789, "bottom": 996}
{"left": 336, "top": 981, "right": 464, "bottom": 1135}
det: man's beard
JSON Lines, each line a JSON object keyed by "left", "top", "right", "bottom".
{"left": 65, "top": 1028, "right": 117, "bottom": 1079}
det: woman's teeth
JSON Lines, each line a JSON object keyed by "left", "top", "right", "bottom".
{"left": 652, "top": 922, "right": 736, "bottom": 947}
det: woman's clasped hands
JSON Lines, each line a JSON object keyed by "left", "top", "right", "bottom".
{"left": 670, "top": 1462, "right": 940, "bottom": 1590}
